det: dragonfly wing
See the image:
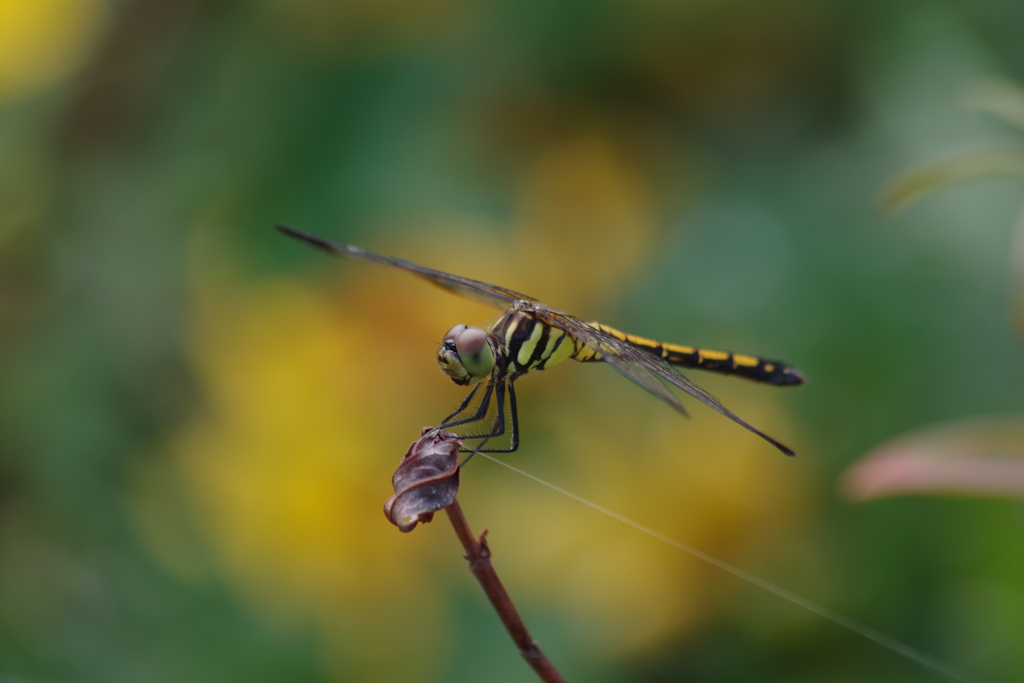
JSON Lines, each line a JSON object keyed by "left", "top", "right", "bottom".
{"left": 277, "top": 225, "right": 534, "bottom": 311}
{"left": 542, "top": 312, "right": 692, "bottom": 418}
{"left": 542, "top": 310, "right": 796, "bottom": 456}
{"left": 594, "top": 347, "right": 693, "bottom": 419}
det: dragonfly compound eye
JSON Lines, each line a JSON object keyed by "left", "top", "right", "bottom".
{"left": 442, "top": 324, "right": 467, "bottom": 346}
{"left": 454, "top": 326, "right": 494, "bottom": 378}
{"left": 437, "top": 324, "right": 474, "bottom": 385}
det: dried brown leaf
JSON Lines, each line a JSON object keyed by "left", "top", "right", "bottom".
{"left": 383, "top": 429, "right": 462, "bottom": 532}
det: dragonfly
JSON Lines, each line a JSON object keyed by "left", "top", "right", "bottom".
{"left": 277, "top": 225, "right": 805, "bottom": 455}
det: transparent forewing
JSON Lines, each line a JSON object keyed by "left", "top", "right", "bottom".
{"left": 276, "top": 225, "right": 535, "bottom": 311}
{"left": 541, "top": 310, "right": 796, "bottom": 456}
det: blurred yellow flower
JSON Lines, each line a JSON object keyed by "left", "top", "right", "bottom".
{"left": 134, "top": 268, "right": 464, "bottom": 680}
{"left": 0, "top": 0, "right": 108, "bottom": 106}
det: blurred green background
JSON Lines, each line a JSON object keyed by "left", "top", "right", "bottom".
{"left": 2, "top": 1, "right": 1024, "bottom": 681}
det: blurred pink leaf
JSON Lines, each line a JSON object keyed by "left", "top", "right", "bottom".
{"left": 841, "top": 416, "right": 1024, "bottom": 501}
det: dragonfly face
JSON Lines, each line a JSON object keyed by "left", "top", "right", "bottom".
{"left": 276, "top": 225, "right": 805, "bottom": 456}
{"left": 438, "top": 324, "right": 495, "bottom": 386}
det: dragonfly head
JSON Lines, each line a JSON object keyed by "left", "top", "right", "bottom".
{"left": 437, "top": 324, "right": 495, "bottom": 386}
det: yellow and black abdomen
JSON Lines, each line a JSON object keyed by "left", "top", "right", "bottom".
{"left": 579, "top": 323, "right": 806, "bottom": 387}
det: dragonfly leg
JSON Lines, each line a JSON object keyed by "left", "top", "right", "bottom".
{"left": 507, "top": 379, "right": 519, "bottom": 451}
{"left": 457, "top": 379, "right": 507, "bottom": 441}
{"left": 440, "top": 382, "right": 482, "bottom": 425}
{"left": 440, "top": 378, "right": 495, "bottom": 429}
{"left": 459, "top": 378, "right": 520, "bottom": 454}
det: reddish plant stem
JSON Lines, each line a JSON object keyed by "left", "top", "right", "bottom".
{"left": 445, "top": 499, "right": 567, "bottom": 683}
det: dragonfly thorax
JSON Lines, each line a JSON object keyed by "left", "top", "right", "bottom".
{"left": 437, "top": 324, "right": 497, "bottom": 386}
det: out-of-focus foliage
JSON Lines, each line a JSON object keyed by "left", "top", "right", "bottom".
{"left": 965, "top": 78, "right": 1024, "bottom": 132}
{"left": 877, "top": 77, "right": 1024, "bottom": 216}
{"left": 877, "top": 145, "right": 1024, "bottom": 216}
{"left": 2, "top": 1, "right": 1024, "bottom": 682}
{"left": 852, "top": 78, "right": 1024, "bottom": 505}
{"left": 876, "top": 77, "right": 1024, "bottom": 334}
